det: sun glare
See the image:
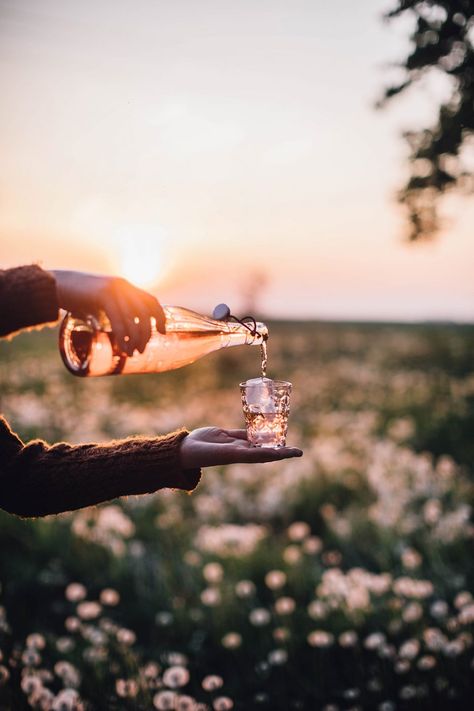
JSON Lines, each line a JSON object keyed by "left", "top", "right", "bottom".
{"left": 113, "top": 224, "right": 166, "bottom": 289}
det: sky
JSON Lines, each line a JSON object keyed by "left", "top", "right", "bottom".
{"left": 0, "top": 0, "right": 473, "bottom": 321}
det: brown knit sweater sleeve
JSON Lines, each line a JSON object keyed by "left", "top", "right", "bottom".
{"left": 0, "top": 416, "right": 201, "bottom": 518}
{"left": 0, "top": 265, "right": 59, "bottom": 337}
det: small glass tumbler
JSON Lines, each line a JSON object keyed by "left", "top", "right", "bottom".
{"left": 240, "top": 377, "right": 292, "bottom": 447}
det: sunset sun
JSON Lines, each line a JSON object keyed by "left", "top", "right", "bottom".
{"left": 113, "top": 224, "right": 166, "bottom": 289}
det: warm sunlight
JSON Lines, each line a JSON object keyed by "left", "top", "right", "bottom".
{"left": 112, "top": 223, "right": 166, "bottom": 289}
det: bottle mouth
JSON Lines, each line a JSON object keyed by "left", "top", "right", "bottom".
{"left": 255, "top": 321, "right": 269, "bottom": 341}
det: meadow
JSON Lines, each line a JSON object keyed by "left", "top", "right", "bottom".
{"left": 0, "top": 320, "right": 473, "bottom": 710}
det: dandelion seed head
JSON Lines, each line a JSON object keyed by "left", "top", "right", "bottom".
{"left": 143, "top": 662, "right": 161, "bottom": 679}
{"left": 116, "top": 628, "right": 136, "bottom": 646}
{"left": 423, "top": 627, "right": 447, "bottom": 651}
{"left": 401, "top": 548, "right": 421, "bottom": 569}
{"left": 213, "top": 698, "right": 233, "bottom": 711}
{"left": 177, "top": 696, "right": 196, "bottom": 711}
{"left": 235, "top": 580, "right": 255, "bottom": 598}
{"left": 56, "top": 637, "right": 75, "bottom": 654}
{"left": 399, "top": 685, "right": 416, "bottom": 700}
{"left": 307, "top": 630, "right": 334, "bottom": 647}
{"left": 77, "top": 602, "right": 102, "bottom": 620}
{"left": 399, "top": 639, "right": 420, "bottom": 659}
{"left": 402, "top": 602, "right": 423, "bottom": 622}
{"left": 268, "top": 648, "right": 288, "bottom": 665}
{"left": 26, "top": 634, "right": 46, "bottom": 650}
{"left": 378, "top": 702, "right": 396, "bottom": 711}
{"left": 200, "top": 587, "right": 221, "bottom": 607}
{"left": 283, "top": 545, "right": 302, "bottom": 565}
{"left": 221, "top": 632, "right": 242, "bottom": 649}
{"left": 343, "top": 688, "right": 360, "bottom": 699}
{"left": 393, "top": 577, "right": 433, "bottom": 599}
{"left": 100, "top": 588, "right": 120, "bottom": 606}
{"left": 83, "top": 645, "right": 107, "bottom": 663}
{"left": 458, "top": 603, "right": 474, "bottom": 624}
{"left": 21, "top": 674, "right": 41, "bottom": 695}
{"left": 417, "top": 655, "right": 436, "bottom": 670}
{"left": 307, "top": 600, "right": 327, "bottom": 620}
{"left": 287, "top": 521, "right": 310, "bottom": 541}
{"left": 273, "top": 627, "right": 290, "bottom": 642}
{"left": 156, "top": 612, "right": 174, "bottom": 627}
{"left": 54, "top": 661, "right": 81, "bottom": 688}
{"left": 364, "top": 633, "right": 386, "bottom": 650}
{"left": 115, "top": 679, "right": 139, "bottom": 698}
{"left": 454, "top": 591, "right": 472, "bottom": 609}
{"left": 203, "top": 562, "right": 224, "bottom": 584}
{"left": 395, "top": 659, "right": 410, "bottom": 674}
{"left": 64, "top": 617, "right": 81, "bottom": 633}
{"left": 249, "top": 608, "right": 271, "bottom": 626}
{"left": 339, "top": 631, "right": 358, "bottom": 647}
{"left": 274, "top": 596, "right": 296, "bottom": 615}
{"left": 264, "top": 570, "right": 287, "bottom": 590}
{"left": 302, "top": 536, "right": 323, "bottom": 554}
{"left": 22, "top": 649, "right": 41, "bottom": 667}
{"left": 443, "top": 639, "right": 464, "bottom": 657}
{"left": 163, "top": 666, "right": 190, "bottom": 689}
{"left": 423, "top": 498, "right": 441, "bottom": 525}
{"left": 166, "top": 652, "right": 188, "bottom": 666}
{"left": 65, "top": 583, "right": 87, "bottom": 603}
{"left": 430, "top": 600, "right": 448, "bottom": 618}
{"left": 202, "top": 675, "right": 223, "bottom": 691}
{"left": 153, "top": 690, "right": 178, "bottom": 710}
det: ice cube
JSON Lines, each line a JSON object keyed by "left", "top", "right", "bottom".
{"left": 243, "top": 377, "right": 276, "bottom": 413}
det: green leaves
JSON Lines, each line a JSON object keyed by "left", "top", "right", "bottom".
{"left": 382, "top": 1, "right": 474, "bottom": 239}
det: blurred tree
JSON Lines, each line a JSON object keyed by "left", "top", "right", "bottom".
{"left": 380, "top": 0, "right": 474, "bottom": 240}
{"left": 240, "top": 269, "right": 268, "bottom": 315}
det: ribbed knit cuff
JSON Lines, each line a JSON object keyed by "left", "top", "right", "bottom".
{"left": 0, "top": 265, "right": 59, "bottom": 337}
{"left": 145, "top": 429, "right": 202, "bottom": 492}
{"left": 104, "top": 429, "right": 202, "bottom": 496}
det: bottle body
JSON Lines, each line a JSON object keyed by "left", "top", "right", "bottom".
{"left": 59, "top": 306, "right": 268, "bottom": 377}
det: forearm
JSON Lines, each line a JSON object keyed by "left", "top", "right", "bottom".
{"left": 0, "top": 419, "right": 200, "bottom": 518}
{"left": 0, "top": 266, "right": 59, "bottom": 337}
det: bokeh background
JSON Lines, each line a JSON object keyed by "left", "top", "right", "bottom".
{"left": 1, "top": 1, "right": 474, "bottom": 710}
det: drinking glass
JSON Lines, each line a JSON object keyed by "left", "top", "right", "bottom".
{"left": 240, "top": 378, "right": 292, "bottom": 447}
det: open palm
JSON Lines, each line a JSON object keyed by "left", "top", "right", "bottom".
{"left": 180, "top": 427, "right": 303, "bottom": 468}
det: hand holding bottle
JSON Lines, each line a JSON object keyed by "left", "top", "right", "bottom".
{"left": 180, "top": 427, "right": 303, "bottom": 468}
{"left": 51, "top": 270, "right": 166, "bottom": 356}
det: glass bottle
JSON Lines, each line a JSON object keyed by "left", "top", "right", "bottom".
{"left": 59, "top": 306, "right": 268, "bottom": 377}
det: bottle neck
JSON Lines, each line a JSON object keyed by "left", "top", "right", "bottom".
{"left": 222, "top": 319, "right": 268, "bottom": 347}
{"left": 162, "top": 305, "right": 268, "bottom": 346}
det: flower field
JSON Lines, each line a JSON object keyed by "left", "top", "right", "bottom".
{"left": 0, "top": 321, "right": 473, "bottom": 710}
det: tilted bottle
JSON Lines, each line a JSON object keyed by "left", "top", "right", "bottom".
{"left": 59, "top": 306, "right": 268, "bottom": 377}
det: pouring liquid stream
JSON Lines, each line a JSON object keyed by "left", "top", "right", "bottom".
{"left": 260, "top": 339, "right": 268, "bottom": 379}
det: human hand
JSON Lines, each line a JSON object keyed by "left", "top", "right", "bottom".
{"left": 51, "top": 270, "right": 166, "bottom": 356}
{"left": 180, "top": 427, "right": 303, "bottom": 468}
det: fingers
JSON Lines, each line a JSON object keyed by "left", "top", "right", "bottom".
{"left": 222, "top": 429, "right": 248, "bottom": 440}
{"left": 242, "top": 446, "right": 303, "bottom": 463}
{"left": 120, "top": 293, "right": 153, "bottom": 354}
{"left": 102, "top": 299, "right": 134, "bottom": 356}
{"left": 101, "top": 279, "right": 166, "bottom": 355}
{"left": 138, "top": 289, "right": 166, "bottom": 335}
